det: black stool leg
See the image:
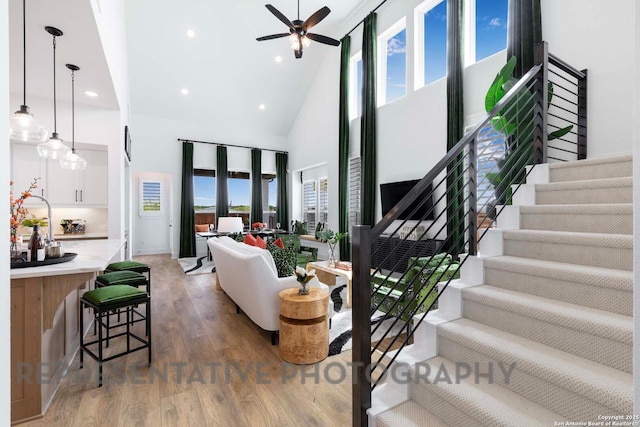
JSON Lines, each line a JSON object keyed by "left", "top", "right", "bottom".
{"left": 126, "top": 307, "right": 131, "bottom": 353}
{"left": 147, "top": 298, "right": 152, "bottom": 367}
{"left": 98, "top": 311, "right": 103, "bottom": 387}
{"left": 79, "top": 300, "right": 85, "bottom": 368}
{"left": 106, "top": 311, "right": 110, "bottom": 348}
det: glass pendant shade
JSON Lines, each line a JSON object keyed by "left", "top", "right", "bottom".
{"left": 37, "top": 132, "right": 71, "bottom": 160}
{"left": 9, "top": 106, "right": 48, "bottom": 142}
{"left": 59, "top": 149, "right": 87, "bottom": 170}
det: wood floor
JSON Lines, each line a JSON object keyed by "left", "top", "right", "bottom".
{"left": 23, "top": 255, "right": 353, "bottom": 427}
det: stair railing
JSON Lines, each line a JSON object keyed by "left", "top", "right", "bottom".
{"left": 351, "top": 41, "right": 588, "bottom": 427}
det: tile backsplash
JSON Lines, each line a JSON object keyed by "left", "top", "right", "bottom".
{"left": 18, "top": 207, "right": 108, "bottom": 236}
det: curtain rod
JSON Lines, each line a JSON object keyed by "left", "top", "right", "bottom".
{"left": 345, "top": 0, "right": 390, "bottom": 36}
{"left": 177, "top": 138, "right": 288, "bottom": 154}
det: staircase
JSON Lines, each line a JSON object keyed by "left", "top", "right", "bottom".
{"left": 372, "top": 155, "right": 633, "bottom": 426}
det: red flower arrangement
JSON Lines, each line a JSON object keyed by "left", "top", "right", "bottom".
{"left": 9, "top": 178, "right": 39, "bottom": 258}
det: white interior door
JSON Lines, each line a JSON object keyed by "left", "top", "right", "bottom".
{"left": 133, "top": 172, "right": 172, "bottom": 255}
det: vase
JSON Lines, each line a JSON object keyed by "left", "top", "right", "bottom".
{"left": 10, "top": 240, "right": 22, "bottom": 262}
{"left": 327, "top": 243, "right": 337, "bottom": 268}
{"left": 298, "top": 281, "right": 310, "bottom": 295}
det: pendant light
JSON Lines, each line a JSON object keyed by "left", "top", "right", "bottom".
{"left": 9, "top": 0, "right": 48, "bottom": 142}
{"left": 59, "top": 65, "right": 86, "bottom": 170}
{"left": 37, "top": 26, "right": 71, "bottom": 160}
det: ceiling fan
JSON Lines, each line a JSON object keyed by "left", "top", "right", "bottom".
{"left": 256, "top": 1, "right": 340, "bottom": 59}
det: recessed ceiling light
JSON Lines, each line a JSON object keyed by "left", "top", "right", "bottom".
{"left": 186, "top": 29, "right": 196, "bottom": 38}
{"left": 275, "top": 56, "right": 282, "bottom": 63}
{"left": 181, "top": 88, "right": 189, "bottom": 95}
{"left": 259, "top": 104, "right": 266, "bottom": 110}
{"left": 84, "top": 90, "right": 98, "bottom": 97}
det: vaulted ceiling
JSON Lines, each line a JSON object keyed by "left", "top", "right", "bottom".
{"left": 125, "top": 0, "right": 366, "bottom": 137}
{"left": 9, "top": 1, "right": 366, "bottom": 137}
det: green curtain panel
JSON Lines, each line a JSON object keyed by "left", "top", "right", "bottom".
{"left": 250, "top": 149, "right": 263, "bottom": 225}
{"left": 338, "top": 35, "right": 351, "bottom": 261}
{"left": 507, "top": 0, "right": 542, "bottom": 78}
{"left": 179, "top": 142, "right": 196, "bottom": 258}
{"left": 360, "top": 13, "right": 377, "bottom": 227}
{"left": 216, "top": 145, "right": 229, "bottom": 222}
{"left": 446, "top": 0, "right": 465, "bottom": 256}
{"left": 275, "top": 152, "right": 289, "bottom": 230}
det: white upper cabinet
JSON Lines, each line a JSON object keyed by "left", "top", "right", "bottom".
{"left": 10, "top": 143, "right": 48, "bottom": 205}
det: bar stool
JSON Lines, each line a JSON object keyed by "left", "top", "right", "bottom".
{"left": 105, "top": 261, "right": 151, "bottom": 293}
{"left": 95, "top": 271, "right": 150, "bottom": 334}
{"left": 80, "top": 285, "right": 151, "bottom": 387}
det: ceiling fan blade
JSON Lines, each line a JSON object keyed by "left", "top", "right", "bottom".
{"left": 256, "top": 33, "right": 290, "bottom": 41}
{"left": 303, "top": 6, "right": 330, "bottom": 31}
{"left": 306, "top": 33, "right": 340, "bottom": 46}
{"left": 265, "top": 4, "right": 295, "bottom": 31}
{"left": 294, "top": 49, "right": 303, "bottom": 59}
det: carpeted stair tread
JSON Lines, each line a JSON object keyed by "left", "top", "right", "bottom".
{"left": 483, "top": 256, "right": 632, "bottom": 315}
{"left": 548, "top": 155, "right": 632, "bottom": 183}
{"left": 534, "top": 177, "right": 632, "bottom": 205}
{"left": 376, "top": 401, "right": 451, "bottom": 427}
{"left": 517, "top": 204, "right": 632, "bottom": 234}
{"left": 409, "top": 356, "right": 561, "bottom": 426}
{"left": 538, "top": 176, "right": 632, "bottom": 191}
{"left": 483, "top": 256, "right": 632, "bottom": 291}
{"left": 461, "top": 285, "right": 632, "bottom": 344}
{"left": 501, "top": 229, "right": 633, "bottom": 271}
{"left": 438, "top": 318, "right": 632, "bottom": 409}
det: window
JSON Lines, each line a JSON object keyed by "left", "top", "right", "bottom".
{"left": 349, "top": 157, "right": 361, "bottom": 229}
{"left": 378, "top": 18, "right": 407, "bottom": 106}
{"left": 318, "top": 177, "right": 328, "bottom": 225}
{"left": 194, "top": 169, "right": 216, "bottom": 225}
{"left": 349, "top": 52, "right": 363, "bottom": 120}
{"left": 414, "top": 0, "right": 447, "bottom": 89}
{"left": 228, "top": 171, "right": 251, "bottom": 227}
{"left": 302, "top": 180, "right": 317, "bottom": 231}
{"left": 467, "top": 0, "right": 508, "bottom": 64}
{"left": 264, "top": 176, "right": 277, "bottom": 226}
{"left": 139, "top": 180, "right": 162, "bottom": 216}
{"left": 470, "top": 125, "right": 506, "bottom": 212}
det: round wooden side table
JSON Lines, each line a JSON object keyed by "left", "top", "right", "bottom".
{"left": 279, "top": 287, "right": 329, "bottom": 364}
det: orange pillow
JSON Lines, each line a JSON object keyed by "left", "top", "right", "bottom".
{"left": 273, "top": 238, "right": 284, "bottom": 249}
{"left": 243, "top": 233, "right": 257, "bottom": 246}
{"left": 255, "top": 236, "right": 267, "bottom": 250}
{"left": 195, "top": 224, "right": 209, "bottom": 232}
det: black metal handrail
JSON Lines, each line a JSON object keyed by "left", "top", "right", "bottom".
{"left": 351, "top": 41, "right": 588, "bottom": 427}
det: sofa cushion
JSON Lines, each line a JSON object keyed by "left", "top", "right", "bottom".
{"left": 243, "top": 233, "right": 257, "bottom": 246}
{"left": 256, "top": 236, "right": 267, "bottom": 250}
{"left": 195, "top": 224, "right": 209, "bottom": 232}
{"left": 267, "top": 241, "right": 296, "bottom": 278}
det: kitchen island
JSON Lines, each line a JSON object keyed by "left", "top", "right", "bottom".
{"left": 11, "top": 239, "right": 125, "bottom": 424}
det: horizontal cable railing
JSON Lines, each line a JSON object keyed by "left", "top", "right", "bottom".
{"left": 351, "top": 41, "right": 588, "bottom": 426}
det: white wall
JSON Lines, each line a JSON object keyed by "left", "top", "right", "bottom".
{"left": 130, "top": 113, "right": 288, "bottom": 258}
{"left": 0, "top": 1, "right": 11, "bottom": 423}
{"left": 542, "top": 0, "right": 634, "bottom": 158}
{"left": 632, "top": 0, "right": 639, "bottom": 416}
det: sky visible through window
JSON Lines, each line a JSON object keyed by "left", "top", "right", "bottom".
{"left": 386, "top": 29, "right": 407, "bottom": 103}
{"left": 194, "top": 175, "right": 277, "bottom": 210}
{"left": 476, "top": 0, "right": 508, "bottom": 62}
{"left": 424, "top": 0, "right": 447, "bottom": 85}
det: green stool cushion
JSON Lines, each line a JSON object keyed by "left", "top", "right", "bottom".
{"left": 83, "top": 285, "right": 147, "bottom": 307}
{"left": 97, "top": 271, "right": 148, "bottom": 287}
{"left": 106, "top": 260, "right": 150, "bottom": 273}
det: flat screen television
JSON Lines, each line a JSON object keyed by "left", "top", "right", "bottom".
{"left": 380, "top": 179, "right": 434, "bottom": 220}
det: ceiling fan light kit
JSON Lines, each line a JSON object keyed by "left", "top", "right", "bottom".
{"left": 257, "top": 1, "right": 340, "bottom": 59}
{"left": 9, "top": 0, "right": 48, "bottom": 143}
{"left": 38, "top": 26, "right": 71, "bottom": 161}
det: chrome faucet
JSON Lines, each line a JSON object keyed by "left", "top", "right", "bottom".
{"left": 30, "top": 195, "right": 55, "bottom": 245}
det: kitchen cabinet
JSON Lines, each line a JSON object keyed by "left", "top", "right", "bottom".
{"left": 47, "top": 148, "right": 108, "bottom": 206}
{"left": 10, "top": 143, "right": 48, "bottom": 205}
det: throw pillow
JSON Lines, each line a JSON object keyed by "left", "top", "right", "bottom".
{"left": 273, "top": 238, "right": 284, "bottom": 249}
{"left": 243, "top": 233, "right": 257, "bottom": 246}
{"left": 255, "top": 236, "right": 267, "bottom": 250}
{"left": 267, "top": 241, "right": 296, "bottom": 278}
{"left": 195, "top": 224, "right": 209, "bottom": 232}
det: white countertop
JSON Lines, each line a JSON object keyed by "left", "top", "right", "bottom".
{"left": 53, "top": 233, "right": 109, "bottom": 240}
{"left": 10, "top": 239, "right": 125, "bottom": 279}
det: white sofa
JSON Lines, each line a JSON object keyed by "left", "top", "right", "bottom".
{"left": 208, "top": 236, "right": 333, "bottom": 343}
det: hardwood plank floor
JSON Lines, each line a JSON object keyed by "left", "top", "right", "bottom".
{"left": 23, "top": 255, "right": 353, "bottom": 426}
